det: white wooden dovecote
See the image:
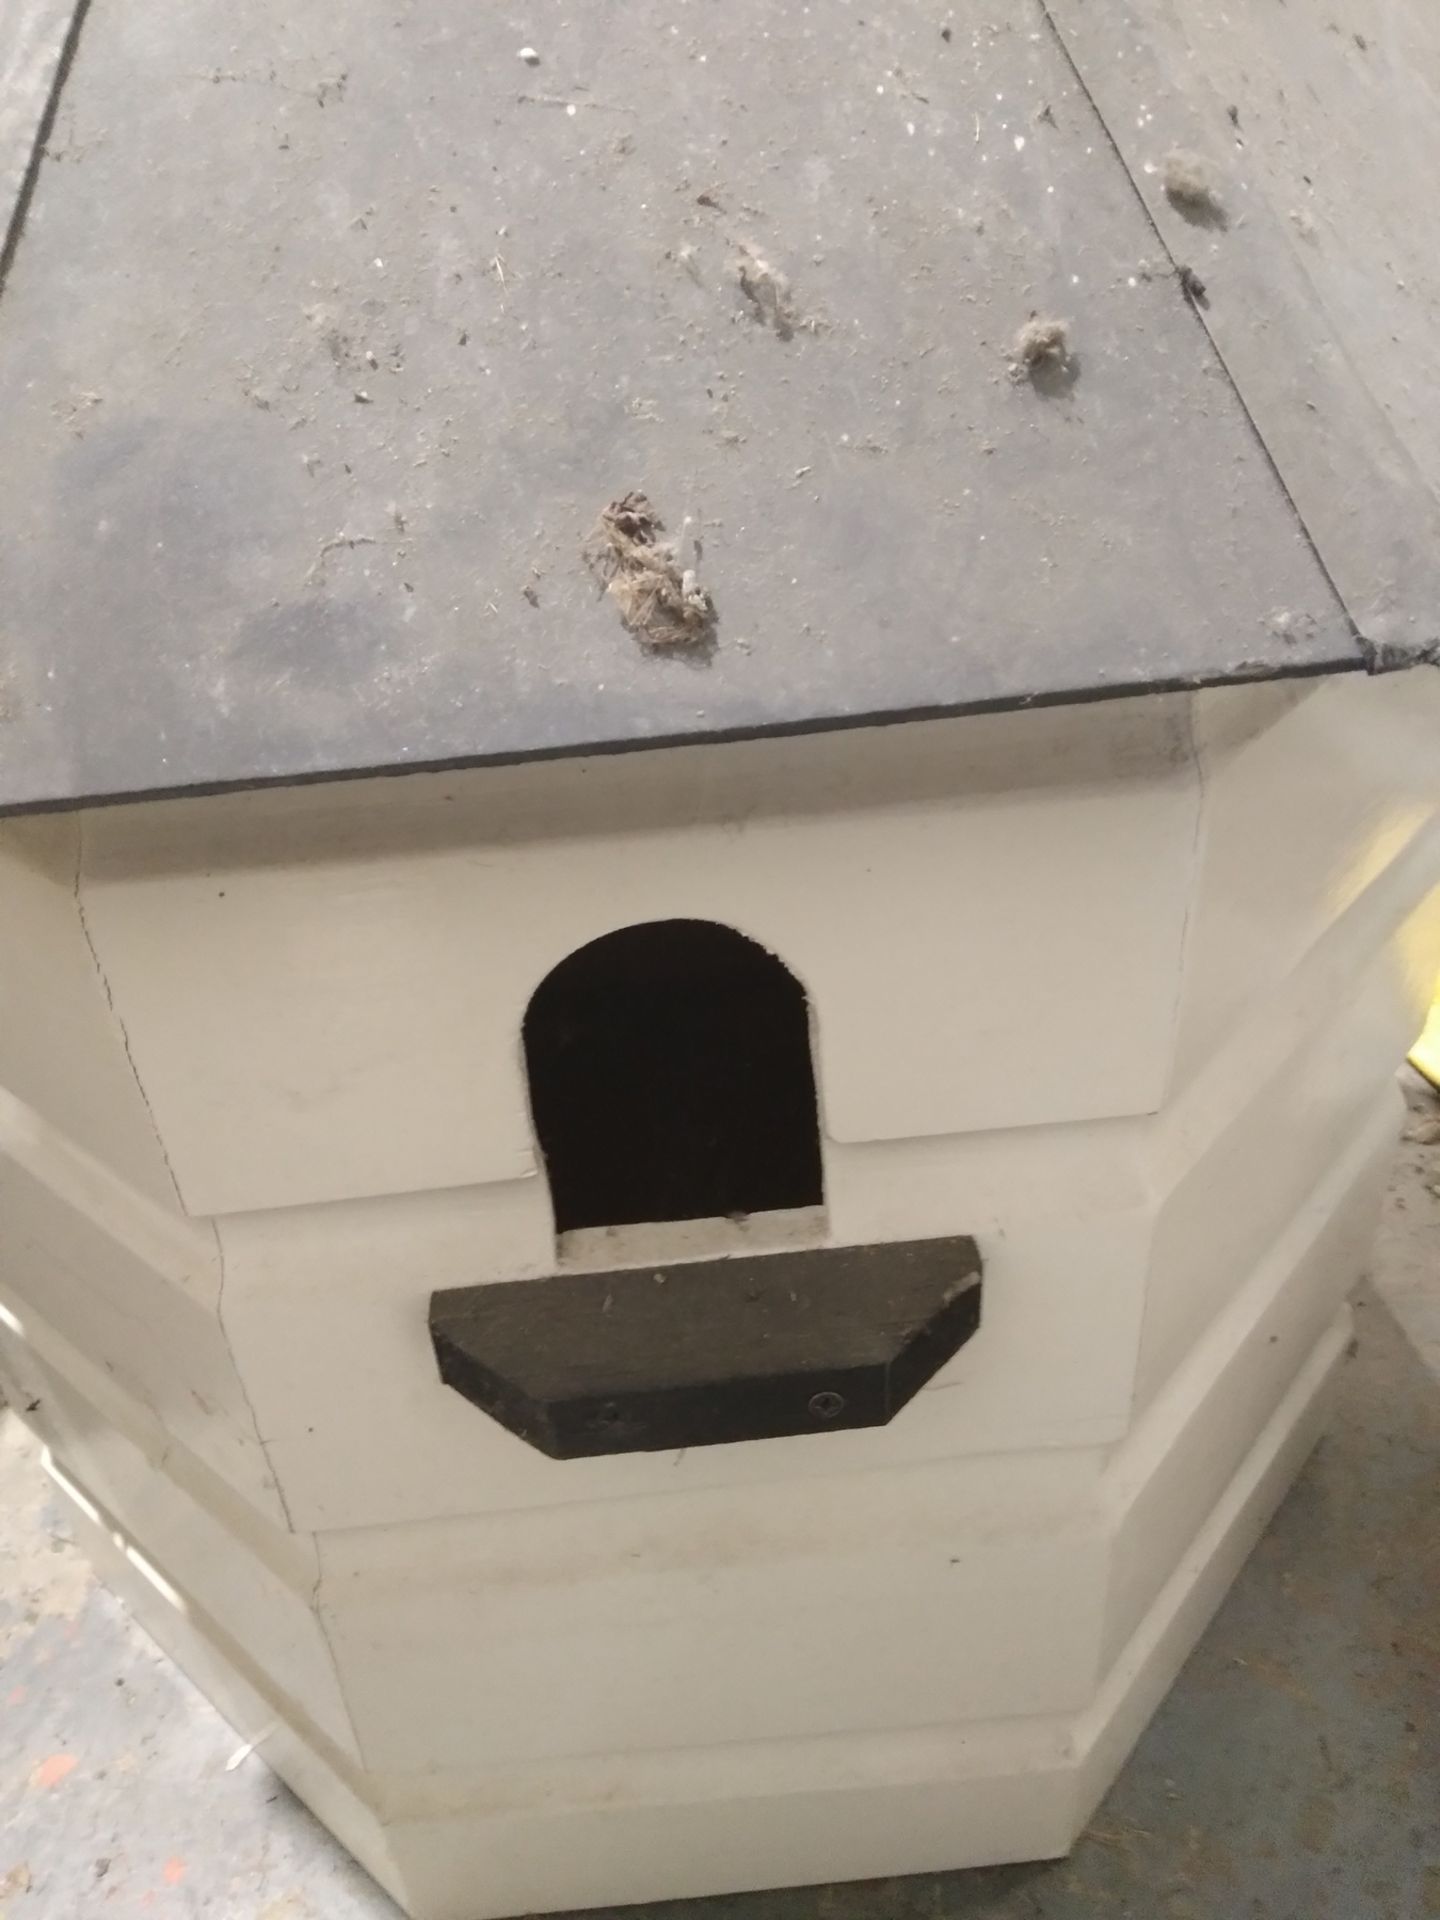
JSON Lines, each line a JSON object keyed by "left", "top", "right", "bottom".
{"left": 2, "top": 1, "right": 1440, "bottom": 1914}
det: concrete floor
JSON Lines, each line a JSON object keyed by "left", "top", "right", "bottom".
{"left": 2, "top": 1077, "right": 1438, "bottom": 1920}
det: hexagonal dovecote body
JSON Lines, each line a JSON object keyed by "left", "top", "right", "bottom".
{"left": 2, "top": 672, "right": 1438, "bottom": 1918}
{"left": 4, "top": 3, "right": 1440, "bottom": 1913}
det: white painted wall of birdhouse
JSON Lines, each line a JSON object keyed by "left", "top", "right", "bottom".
{"left": 211, "top": 1164, "right": 1151, "bottom": 1534}
{"left": 74, "top": 697, "right": 1197, "bottom": 1217}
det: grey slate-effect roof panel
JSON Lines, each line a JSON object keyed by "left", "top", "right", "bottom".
{"left": 0, "top": 0, "right": 79, "bottom": 270}
{"left": 1047, "top": 0, "right": 1440, "bottom": 673}
{"left": 0, "top": 0, "right": 1432, "bottom": 813}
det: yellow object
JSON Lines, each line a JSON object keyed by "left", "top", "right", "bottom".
{"left": 1412, "top": 976, "right": 1440, "bottom": 1088}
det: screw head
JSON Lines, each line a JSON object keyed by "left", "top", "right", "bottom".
{"left": 808, "top": 1389, "right": 846, "bottom": 1421}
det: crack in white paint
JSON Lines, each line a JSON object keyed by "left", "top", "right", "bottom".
{"left": 72, "top": 817, "right": 185, "bottom": 1210}
{"left": 72, "top": 821, "right": 302, "bottom": 1545}
{"left": 308, "top": 1526, "right": 379, "bottom": 1780}
{"left": 210, "top": 1214, "right": 299, "bottom": 1537}
{"left": 1165, "top": 694, "right": 1209, "bottom": 1104}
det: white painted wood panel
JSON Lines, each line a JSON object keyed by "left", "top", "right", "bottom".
{"left": 316, "top": 1450, "right": 1107, "bottom": 1773}
{"left": 0, "top": 1152, "right": 284, "bottom": 1525}
{"left": 1135, "top": 956, "right": 1423, "bottom": 1411}
{"left": 1071, "top": 1314, "right": 1348, "bottom": 1851}
{"left": 381, "top": 1744, "right": 1076, "bottom": 1920}
{"left": 79, "top": 702, "right": 1197, "bottom": 1216}
{"left": 0, "top": 817, "right": 178, "bottom": 1203}
{"left": 214, "top": 1159, "right": 1143, "bottom": 1533}
{"left": 12, "top": 1351, "right": 361, "bottom": 1760}
{"left": 50, "top": 1482, "right": 404, "bottom": 1907}
{"left": 1101, "top": 1103, "right": 1392, "bottom": 1671}
{"left": 1170, "top": 672, "right": 1440, "bottom": 1092}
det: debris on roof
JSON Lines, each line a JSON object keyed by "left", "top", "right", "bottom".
{"left": 584, "top": 494, "right": 716, "bottom": 652}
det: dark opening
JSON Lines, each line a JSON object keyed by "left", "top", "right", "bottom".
{"left": 523, "top": 919, "right": 824, "bottom": 1234}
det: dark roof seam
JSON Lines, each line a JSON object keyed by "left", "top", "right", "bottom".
{"left": 0, "top": 655, "right": 1353, "bottom": 823}
{"left": 1033, "top": 0, "right": 1376, "bottom": 671}
{"left": 0, "top": 0, "right": 95, "bottom": 301}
